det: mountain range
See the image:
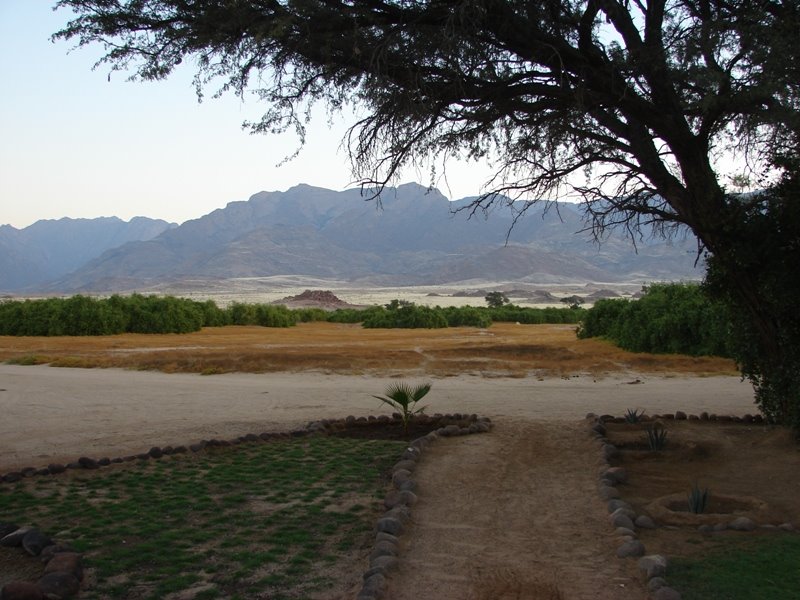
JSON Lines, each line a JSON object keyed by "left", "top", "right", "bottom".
{"left": 1, "top": 183, "right": 701, "bottom": 294}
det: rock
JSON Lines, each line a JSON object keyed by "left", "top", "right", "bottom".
{"left": 616, "top": 539, "right": 646, "bottom": 558}
{"left": 610, "top": 513, "right": 635, "bottom": 530}
{"left": 77, "top": 457, "right": 98, "bottom": 469}
{"left": 591, "top": 422, "right": 607, "bottom": 436}
{"left": 364, "top": 555, "right": 399, "bottom": 579}
{"left": 729, "top": 517, "right": 756, "bottom": 531}
{"left": 376, "top": 517, "right": 403, "bottom": 536}
{"left": 440, "top": 424, "right": 461, "bottom": 437}
{"left": 603, "top": 467, "right": 628, "bottom": 484}
{"left": 0, "top": 522, "right": 20, "bottom": 537}
{"left": 608, "top": 499, "right": 632, "bottom": 513}
{"left": 148, "top": 447, "right": 163, "bottom": 459}
{"left": 22, "top": 529, "right": 53, "bottom": 556}
{"left": 384, "top": 490, "right": 418, "bottom": 508}
{"left": 46, "top": 464, "right": 66, "bottom": 475}
{"left": 361, "top": 572, "right": 387, "bottom": 595}
{"left": 611, "top": 507, "right": 637, "bottom": 521}
{"left": 712, "top": 523, "right": 728, "bottom": 532}
{"left": 393, "top": 460, "right": 417, "bottom": 472}
{"left": 189, "top": 443, "right": 204, "bottom": 452}
{"left": 391, "top": 469, "right": 412, "bottom": 488}
{"left": 615, "top": 527, "right": 637, "bottom": 538}
{"left": 638, "top": 554, "right": 668, "bottom": 578}
{"left": 39, "top": 545, "right": 74, "bottom": 563}
{"left": 44, "top": 552, "right": 83, "bottom": 581}
{"left": 652, "top": 587, "right": 682, "bottom": 600}
{"left": 697, "top": 525, "right": 713, "bottom": 533}
{"left": 3, "top": 472, "right": 23, "bottom": 483}
{"left": 1, "top": 581, "right": 45, "bottom": 600}
{"left": 602, "top": 444, "right": 620, "bottom": 460}
{"left": 1, "top": 527, "right": 32, "bottom": 547}
{"left": 397, "top": 479, "right": 417, "bottom": 493}
{"left": 369, "top": 540, "right": 399, "bottom": 560}
{"left": 779, "top": 522, "right": 795, "bottom": 532}
{"left": 674, "top": 411, "right": 687, "bottom": 420}
{"left": 375, "top": 532, "right": 399, "bottom": 545}
{"left": 599, "top": 485, "right": 621, "bottom": 500}
{"left": 97, "top": 458, "right": 111, "bottom": 466}
{"left": 635, "top": 515, "right": 657, "bottom": 529}
{"left": 647, "top": 577, "right": 668, "bottom": 592}
{"left": 36, "top": 572, "right": 81, "bottom": 599}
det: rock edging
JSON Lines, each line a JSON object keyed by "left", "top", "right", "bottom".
{"left": 586, "top": 411, "right": 797, "bottom": 600}
{"left": 348, "top": 414, "right": 495, "bottom": 600}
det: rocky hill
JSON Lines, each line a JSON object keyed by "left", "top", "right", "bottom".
{"left": 3, "top": 183, "right": 702, "bottom": 293}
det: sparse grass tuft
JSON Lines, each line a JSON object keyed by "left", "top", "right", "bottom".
{"left": 687, "top": 482, "right": 710, "bottom": 514}
{"left": 624, "top": 408, "right": 645, "bottom": 423}
{"left": 645, "top": 423, "right": 669, "bottom": 451}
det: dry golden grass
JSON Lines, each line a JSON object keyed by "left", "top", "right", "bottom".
{"left": 0, "top": 323, "right": 738, "bottom": 377}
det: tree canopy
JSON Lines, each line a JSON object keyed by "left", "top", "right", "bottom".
{"left": 53, "top": 0, "right": 800, "bottom": 428}
{"left": 54, "top": 1, "right": 799, "bottom": 236}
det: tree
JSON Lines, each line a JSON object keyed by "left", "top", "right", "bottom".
{"left": 53, "top": 1, "right": 800, "bottom": 426}
{"left": 484, "top": 291, "right": 510, "bottom": 309}
{"left": 560, "top": 295, "right": 585, "bottom": 310}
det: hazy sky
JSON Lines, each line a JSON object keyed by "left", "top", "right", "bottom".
{"left": 0, "top": 1, "right": 497, "bottom": 229}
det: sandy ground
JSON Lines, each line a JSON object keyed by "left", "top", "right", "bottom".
{"left": 0, "top": 365, "right": 760, "bottom": 599}
{"left": 0, "top": 364, "right": 755, "bottom": 472}
{"left": 387, "top": 419, "right": 647, "bottom": 600}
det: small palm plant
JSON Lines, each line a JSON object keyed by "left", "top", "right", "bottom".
{"left": 373, "top": 381, "right": 432, "bottom": 434}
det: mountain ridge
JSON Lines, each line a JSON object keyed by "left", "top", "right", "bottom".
{"left": 1, "top": 184, "right": 701, "bottom": 293}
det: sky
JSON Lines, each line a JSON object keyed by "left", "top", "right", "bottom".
{"left": 0, "top": 1, "right": 497, "bottom": 229}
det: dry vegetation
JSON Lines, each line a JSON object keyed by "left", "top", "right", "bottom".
{"left": 0, "top": 323, "right": 738, "bottom": 377}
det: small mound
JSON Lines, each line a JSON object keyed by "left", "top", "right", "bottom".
{"left": 273, "top": 289, "right": 358, "bottom": 310}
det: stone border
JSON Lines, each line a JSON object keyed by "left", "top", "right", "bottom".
{"left": 586, "top": 411, "right": 797, "bottom": 600}
{"left": 0, "top": 412, "right": 493, "bottom": 599}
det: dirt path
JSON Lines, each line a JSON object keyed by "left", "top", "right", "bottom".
{"left": 386, "top": 419, "right": 644, "bottom": 600}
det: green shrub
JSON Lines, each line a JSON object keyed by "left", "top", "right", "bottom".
{"left": 362, "top": 303, "right": 448, "bottom": 329}
{"left": 577, "top": 284, "right": 733, "bottom": 357}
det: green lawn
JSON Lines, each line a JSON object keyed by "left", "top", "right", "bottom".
{"left": 1, "top": 436, "right": 405, "bottom": 599}
{"left": 670, "top": 533, "right": 800, "bottom": 600}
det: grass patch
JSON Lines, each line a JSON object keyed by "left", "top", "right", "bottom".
{"left": 670, "top": 534, "right": 800, "bottom": 599}
{"left": 0, "top": 436, "right": 404, "bottom": 598}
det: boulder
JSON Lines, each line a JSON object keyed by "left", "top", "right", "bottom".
{"left": 36, "top": 572, "right": 80, "bottom": 599}
{"left": 616, "top": 540, "right": 646, "bottom": 558}
{"left": 1, "top": 581, "right": 45, "bottom": 600}
{"left": 22, "top": 529, "right": 53, "bottom": 556}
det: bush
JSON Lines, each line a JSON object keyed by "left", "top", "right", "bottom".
{"left": 577, "top": 284, "right": 733, "bottom": 357}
